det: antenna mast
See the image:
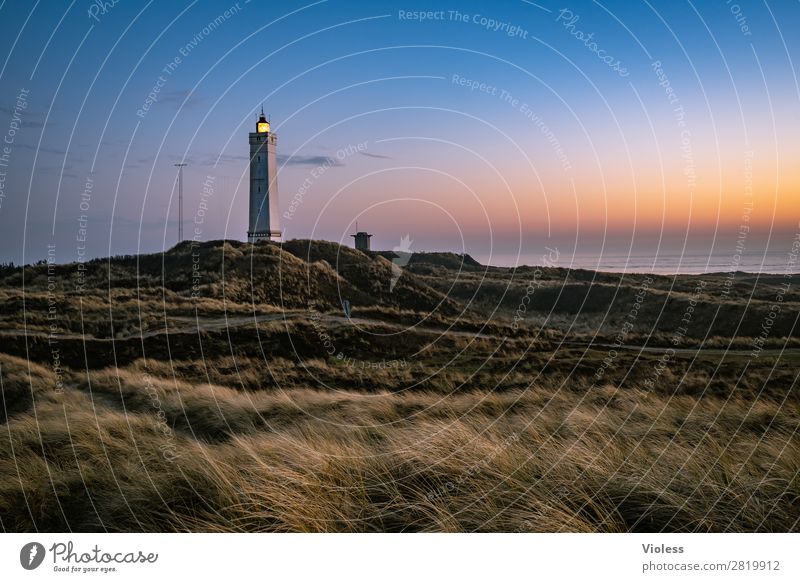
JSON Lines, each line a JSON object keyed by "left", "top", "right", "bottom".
{"left": 174, "top": 163, "right": 187, "bottom": 243}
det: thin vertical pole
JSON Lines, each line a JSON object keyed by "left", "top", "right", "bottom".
{"left": 174, "top": 163, "right": 187, "bottom": 243}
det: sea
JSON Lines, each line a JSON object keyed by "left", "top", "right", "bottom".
{"left": 483, "top": 250, "right": 799, "bottom": 275}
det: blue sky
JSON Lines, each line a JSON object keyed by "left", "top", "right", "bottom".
{"left": 0, "top": 0, "right": 798, "bottom": 265}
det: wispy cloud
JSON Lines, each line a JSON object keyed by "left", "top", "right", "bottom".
{"left": 159, "top": 89, "right": 203, "bottom": 109}
{"left": 15, "top": 144, "right": 86, "bottom": 163}
{"left": 0, "top": 106, "right": 48, "bottom": 128}
{"left": 16, "top": 144, "right": 66, "bottom": 155}
{"left": 37, "top": 165, "right": 79, "bottom": 178}
{"left": 125, "top": 152, "right": 347, "bottom": 170}
{"left": 194, "top": 153, "right": 248, "bottom": 167}
{"left": 278, "top": 154, "right": 342, "bottom": 167}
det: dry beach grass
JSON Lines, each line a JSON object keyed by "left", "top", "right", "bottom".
{"left": 0, "top": 240, "right": 798, "bottom": 532}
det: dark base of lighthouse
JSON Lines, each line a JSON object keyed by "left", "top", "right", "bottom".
{"left": 247, "top": 230, "right": 282, "bottom": 243}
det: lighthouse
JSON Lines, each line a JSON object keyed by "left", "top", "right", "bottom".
{"left": 247, "top": 109, "right": 281, "bottom": 242}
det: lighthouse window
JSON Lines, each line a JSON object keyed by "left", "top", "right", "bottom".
{"left": 257, "top": 156, "right": 260, "bottom": 162}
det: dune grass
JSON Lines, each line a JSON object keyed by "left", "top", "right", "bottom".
{"left": 1, "top": 353, "right": 797, "bottom": 532}
{"left": 1, "top": 241, "right": 798, "bottom": 532}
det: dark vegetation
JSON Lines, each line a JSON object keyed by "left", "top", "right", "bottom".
{"left": 1, "top": 239, "right": 798, "bottom": 532}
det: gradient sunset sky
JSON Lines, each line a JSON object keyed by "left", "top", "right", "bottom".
{"left": 0, "top": 0, "right": 798, "bottom": 267}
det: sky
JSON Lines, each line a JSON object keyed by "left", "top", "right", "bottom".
{"left": 0, "top": 0, "right": 798, "bottom": 268}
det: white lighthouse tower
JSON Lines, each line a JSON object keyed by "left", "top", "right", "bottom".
{"left": 247, "top": 108, "right": 281, "bottom": 242}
